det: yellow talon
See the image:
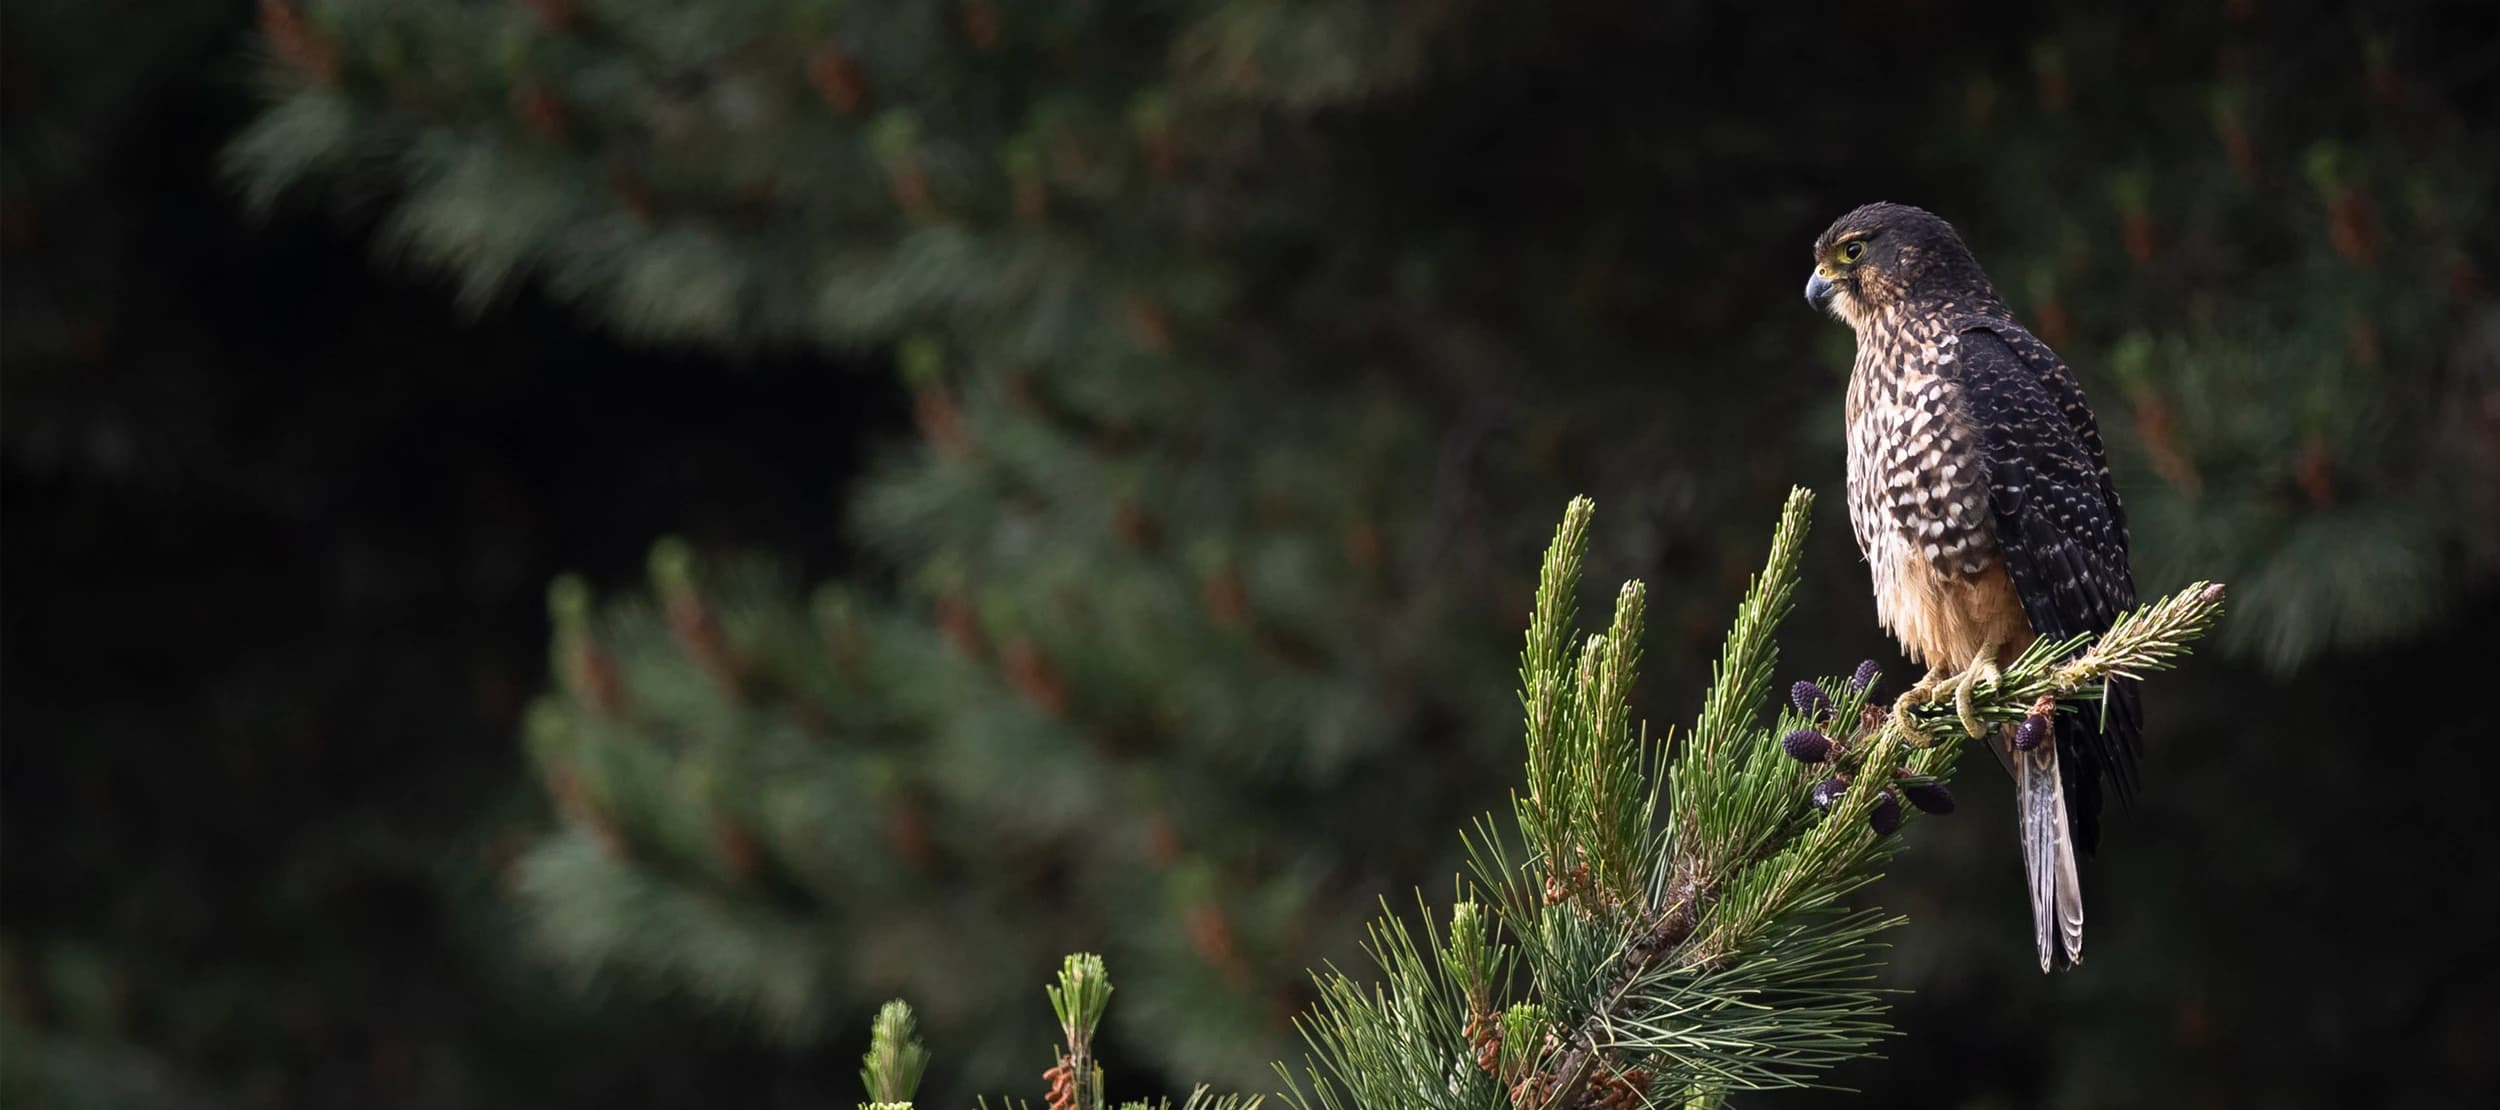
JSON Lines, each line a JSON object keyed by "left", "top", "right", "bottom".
{"left": 1890, "top": 666, "right": 1945, "bottom": 747}
{"left": 1952, "top": 643, "right": 2002, "bottom": 740}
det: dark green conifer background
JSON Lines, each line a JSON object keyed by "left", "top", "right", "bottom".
{"left": 4, "top": 1, "right": 2495, "bottom": 1106}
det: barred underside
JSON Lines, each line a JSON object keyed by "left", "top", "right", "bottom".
{"left": 1844, "top": 304, "right": 2024, "bottom": 669}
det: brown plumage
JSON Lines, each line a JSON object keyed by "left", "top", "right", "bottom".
{"left": 1806, "top": 202, "right": 2141, "bottom": 972}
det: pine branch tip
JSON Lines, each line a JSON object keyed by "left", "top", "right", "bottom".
{"left": 861, "top": 999, "right": 930, "bottom": 1108}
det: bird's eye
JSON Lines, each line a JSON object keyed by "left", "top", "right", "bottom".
{"left": 1839, "top": 241, "right": 1867, "bottom": 264}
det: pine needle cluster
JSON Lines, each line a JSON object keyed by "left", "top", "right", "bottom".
{"left": 859, "top": 956, "right": 1262, "bottom": 1110}
{"left": 1278, "top": 490, "right": 2223, "bottom": 1109}
{"left": 850, "top": 491, "right": 2224, "bottom": 1110}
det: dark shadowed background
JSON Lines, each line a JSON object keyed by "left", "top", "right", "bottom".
{"left": 6, "top": 1, "right": 2497, "bottom": 1107}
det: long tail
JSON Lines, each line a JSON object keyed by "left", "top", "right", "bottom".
{"left": 2015, "top": 737, "right": 2086, "bottom": 971}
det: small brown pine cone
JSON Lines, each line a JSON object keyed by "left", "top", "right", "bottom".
{"left": 1465, "top": 1010, "right": 1502, "bottom": 1074}
{"left": 1619, "top": 1067, "right": 1653, "bottom": 1097}
{"left": 1508, "top": 1072, "right": 1550, "bottom": 1110}
{"left": 1564, "top": 861, "right": 1593, "bottom": 902}
{"left": 1044, "top": 1059, "right": 1077, "bottom": 1110}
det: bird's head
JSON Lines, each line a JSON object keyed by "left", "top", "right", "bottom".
{"left": 1804, "top": 202, "right": 1995, "bottom": 329}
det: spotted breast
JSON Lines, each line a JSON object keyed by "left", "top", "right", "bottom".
{"left": 1844, "top": 304, "right": 2033, "bottom": 671}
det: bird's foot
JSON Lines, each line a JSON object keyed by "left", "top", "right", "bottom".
{"left": 1890, "top": 667, "right": 1945, "bottom": 747}
{"left": 1952, "top": 647, "right": 2003, "bottom": 740}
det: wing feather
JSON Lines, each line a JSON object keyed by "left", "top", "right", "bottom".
{"left": 1952, "top": 321, "right": 2141, "bottom": 853}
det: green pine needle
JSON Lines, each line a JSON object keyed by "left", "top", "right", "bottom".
{"left": 1048, "top": 953, "right": 1114, "bottom": 1051}
{"left": 1285, "top": 491, "right": 2223, "bottom": 1110}
{"left": 861, "top": 1000, "right": 930, "bottom": 1108}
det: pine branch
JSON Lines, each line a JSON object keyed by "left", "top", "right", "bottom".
{"left": 1516, "top": 497, "right": 1594, "bottom": 888}
{"left": 1048, "top": 955, "right": 1115, "bottom": 1110}
{"left": 862, "top": 954, "right": 1260, "bottom": 1110}
{"left": 1872, "top": 579, "right": 2227, "bottom": 751}
{"left": 1285, "top": 491, "right": 2224, "bottom": 1110}
{"left": 1574, "top": 582, "right": 1651, "bottom": 913}
{"left": 861, "top": 1000, "right": 931, "bottom": 1110}
{"left": 1688, "top": 489, "right": 1813, "bottom": 773}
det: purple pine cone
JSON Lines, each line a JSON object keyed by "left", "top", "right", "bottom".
{"left": 1868, "top": 789, "right": 1903, "bottom": 836}
{"left": 1900, "top": 778, "right": 1956, "bottom": 815}
{"left": 1810, "top": 777, "right": 1849, "bottom": 810}
{"left": 1782, "top": 728, "right": 1833, "bottom": 764}
{"left": 1790, "top": 679, "right": 1831, "bottom": 716}
{"left": 2013, "top": 714, "right": 2049, "bottom": 752}
{"left": 1850, "top": 659, "right": 1881, "bottom": 691}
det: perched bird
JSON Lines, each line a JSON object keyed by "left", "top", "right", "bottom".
{"left": 1804, "top": 202, "right": 2141, "bottom": 971}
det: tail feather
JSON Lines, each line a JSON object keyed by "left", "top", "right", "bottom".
{"left": 2015, "top": 738, "right": 2086, "bottom": 972}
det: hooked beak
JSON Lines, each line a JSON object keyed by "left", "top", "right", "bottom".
{"left": 1804, "top": 270, "right": 1838, "bottom": 316}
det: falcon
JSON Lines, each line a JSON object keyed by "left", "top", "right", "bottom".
{"left": 1804, "top": 202, "right": 2141, "bottom": 971}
